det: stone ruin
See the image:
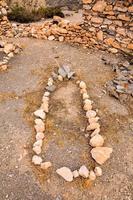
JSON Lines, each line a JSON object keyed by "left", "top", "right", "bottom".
{"left": 0, "top": 0, "right": 133, "bottom": 54}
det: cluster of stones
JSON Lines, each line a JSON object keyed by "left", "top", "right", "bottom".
{"left": 0, "top": 0, "right": 13, "bottom": 37}
{"left": 82, "top": 0, "right": 133, "bottom": 53}
{"left": 102, "top": 57, "right": 133, "bottom": 99}
{"left": 0, "top": 0, "right": 133, "bottom": 54}
{"left": 32, "top": 65, "right": 113, "bottom": 182}
{"left": 0, "top": 40, "right": 22, "bottom": 71}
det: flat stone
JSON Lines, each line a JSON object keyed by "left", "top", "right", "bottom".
{"left": 58, "top": 67, "right": 67, "bottom": 78}
{"left": 79, "top": 165, "right": 89, "bottom": 178}
{"left": 91, "top": 147, "right": 113, "bottom": 165}
{"left": 56, "top": 167, "right": 73, "bottom": 182}
{"left": 90, "top": 134, "right": 104, "bottom": 147}
{"left": 93, "top": 0, "right": 107, "bottom": 12}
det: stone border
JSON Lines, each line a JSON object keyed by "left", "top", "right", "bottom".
{"left": 31, "top": 65, "right": 113, "bottom": 182}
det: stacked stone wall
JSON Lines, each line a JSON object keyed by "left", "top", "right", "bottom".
{"left": 82, "top": 0, "right": 133, "bottom": 53}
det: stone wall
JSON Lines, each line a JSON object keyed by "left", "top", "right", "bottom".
{"left": 82, "top": 0, "right": 133, "bottom": 53}
{"left": 0, "top": 0, "right": 12, "bottom": 37}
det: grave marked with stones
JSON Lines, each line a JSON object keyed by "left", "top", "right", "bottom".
{"left": 32, "top": 64, "right": 113, "bottom": 182}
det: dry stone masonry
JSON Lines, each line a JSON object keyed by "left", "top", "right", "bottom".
{"left": 0, "top": 0, "right": 133, "bottom": 54}
{"left": 32, "top": 65, "right": 113, "bottom": 182}
{"left": 82, "top": 0, "right": 133, "bottom": 53}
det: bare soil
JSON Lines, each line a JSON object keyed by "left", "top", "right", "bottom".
{"left": 0, "top": 38, "right": 133, "bottom": 200}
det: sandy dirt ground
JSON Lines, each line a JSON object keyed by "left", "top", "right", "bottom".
{"left": 0, "top": 38, "right": 133, "bottom": 200}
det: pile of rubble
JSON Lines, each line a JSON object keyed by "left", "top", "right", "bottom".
{"left": 0, "top": 40, "right": 22, "bottom": 71}
{"left": 0, "top": 0, "right": 13, "bottom": 37}
{"left": 102, "top": 57, "right": 133, "bottom": 100}
{"left": 82, "top": 0, "right": 133, "bottom": 53}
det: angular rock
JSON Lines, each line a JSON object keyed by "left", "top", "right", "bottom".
{"left": 36, "top": 132, "right": 44, "bottom": 140}
{"left": 34, "top": 109, "right": 46, "bottom": 119}
{"left": 56, "top": 167, "right": 73, "bottom": 182}
{"left": 32, "top": 155, "right": 42, "bottom": 165}
{"left": 91, "top": 147, "right": 113, "bottom": 165}
{"left": 79, "top": 81, "right": 87, "bottom": 89}
{"left": 58, "top": 67, "right": 67, "bottom": 78}
{"left": 79, "top": 165, "right": 89, "bottom": 178}
{"left": 90, "top": 134, "right": 104, "bottom": 147}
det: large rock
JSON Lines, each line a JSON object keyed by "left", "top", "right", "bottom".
{"left": 91, "top": 147, "right": 113, "bottom": 165}
{"left": 56, "top": 167, "right": 73, "bottom": 182}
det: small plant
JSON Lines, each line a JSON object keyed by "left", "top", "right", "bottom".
{"left": 8, "top": 4, "right": 64, "bottom": 23}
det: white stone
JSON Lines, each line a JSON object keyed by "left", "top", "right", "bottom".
{"left": 94, "top": 166, "right": 102, "bottom": 176}
{"left": 33, "top": 146, "right": 41, "bottom": 154}
{"left": 86, "top": 110, "right": 97, "bottom": 118}
{"left": 48, "top": 35, "right": 55, "bottom": 41}
{"left": 33, "top": 140, "right": 43, "bottom": 148}
{"left": 44, "top": 91, "right": 50, "bottom": 97}
{"left": 56, "top": 167, "right": 73, "bottom": 182}
{"left": 84, "top": 99, "right": 92, "bottom": 104}
{"left": 34, "top": 109, "right": 46, "bottom": 119}
{"left": 89, "top": 170, "right": 96, "bottom": 181}
{"left": 41, "top": 162, "right": 52, "bottom": 170}
{"left": 79, "top": 81, "right": 87, "bottom": 89}
{"left": 79, "top": 165, "right": 89, "bottom": 178}
{"left": 87, "top": 123, "right": 100, "bottom": 131}
{"left": 32, "top": 155, "right": 42, "bottom": 165}
{"left": 36, "top": 132, "right": 44, "bottom": 140}
{"left": 90, "top": 134, "right": 104, "bottom": 147}
{"left": 91, "top": 147, "right": 113, "bottom": 165}
{"left": 72, "top": 170, "right": 79, "bottom": 178}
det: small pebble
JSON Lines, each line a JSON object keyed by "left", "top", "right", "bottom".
{"left": 86, "top": 110, "right": 97, "bottom": 118}
{"left": 94, "top": 166, "right": 102, "bottom": 176}
{"left": 36, "top": 132, "right": 44, "bottom": 140}
{"left": 33, "top": 140, "right": 43, "bottom": 147}
{"left": 41, "top": 162, "right": 52, "bottom": 170}
{"left": 56, "top": 167, "right": 73, "bottom": 182}
{"left": 33, "top": 146, "right": 41, "bottom": 154}
{"left": 89, "top": 170, "right": 96, "bottom": 181}
{"left": 79, "top": 81, "right": 87, "bottom": 89}
{"left": 34, "top": 109, "right": 46, "bottom": 119}
{"left": 87, "top": 123, "right": 100, "bottom": 131}
{"left": 90, "top": 134, "right": 104, "bottom": 147}
{"left": 58, "top": 75, "right": 63, "bottom": 81}
{"left": 83, "top": 93, "right": 89, "bottom": 100}
{"left": 73, "top": 170, "right": 79, "bottom": 178}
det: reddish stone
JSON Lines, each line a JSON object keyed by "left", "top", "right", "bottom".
{"left": 117, "top": 14, "right": 130, "bottom": 21}
{"left": 97, "top": 30, "right": 103, "bottom": 41}
{"left": 116, "top": 27, "right": 126, "bottom": 36}
{"left": 91, "top": 17, "right": 103, "bottom": 24}
{"left": 127, "top": 43, "right": 133, "bottom": 50}
{"left": 82, "top": 0, "right": 92, "bottom": 4}
{"left": 128, "top": 6, "right": 133, "bottom": 12}
{"left": 92, "top": 0, "right": 107, "bottom": 12}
